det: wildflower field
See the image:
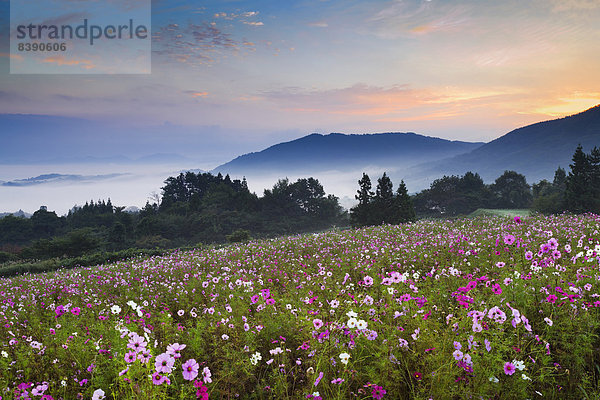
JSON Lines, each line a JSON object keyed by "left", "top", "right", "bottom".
{"left": 2, "top": 214, "right": 600, "bottom": 399}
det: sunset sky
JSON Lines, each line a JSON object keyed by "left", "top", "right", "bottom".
{"left": 2, "top": 0, "right": 600, "bottom": 151}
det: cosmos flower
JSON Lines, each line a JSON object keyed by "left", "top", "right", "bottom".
{"left": 92, "top": 389, "right": 105, "bottom": 400}
{"left": 155, "top": 353, "right": 175, "bottom": 374}
{"left": 182, "top": 359, "right": 200, "bottom": 381}
{"left": 504, "top": 362, "right": 516, "bottom": 375}
{"left": 166, "top": 343, "right": 186, "bottom": 359}
{"left": 202, "top": 366, "right": 212, "bottom": 383}
{"left": 339, "top": 352, "right": 350, "bottom": 365}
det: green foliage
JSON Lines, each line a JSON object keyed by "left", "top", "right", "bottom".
{"left": 565, "top": 145, "right": 600, "bottom": 214}
{"left": 350, "top": 173, "right": 416, "bottom": 227}
{"left": 227, "top": 229, "right": 252, "bottom": 243}
{"left": 413, "top": 171, "right": 493, "bottom": 217}
{"left": 0, "top": 248, "right": 165, "bottom": 277}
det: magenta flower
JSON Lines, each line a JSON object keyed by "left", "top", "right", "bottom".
{"left": 504, "top": 362, "right": 516, "bottom": 375}
{"left": 71, "top": 307, "right": 81, "bottom": 316}
{"left": 55, "top": 305, "right": 65, "bottom": 318}
{"left": 503, "top": 235, "right": 516, "bottom": 245}
{"left": 182, "top": 359, "right": 200, "bottom": 381}
{"left": 155, "top": 353, "right": 175, "bottom": 374}
{"left": 492, "top": 284, "right": 502, "bottom": 295}
{"left": 372, "top": 385, "right": 387, "bottom": 399}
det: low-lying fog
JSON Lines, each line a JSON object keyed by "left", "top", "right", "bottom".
{"left": 0, "top": 162, "right": 430, "bottom": 215}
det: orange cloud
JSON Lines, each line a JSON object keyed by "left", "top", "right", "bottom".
{"left": 528, "top": 95, "right": 600, "bottom": 117}
{"left": 188, "top": 91, "right": 209, "bottom": 98}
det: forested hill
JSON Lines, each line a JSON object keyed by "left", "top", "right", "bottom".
{"left": 215, "top": 132, "right": 483, "bottom": 174}
{"left": 422, "top": 104, "right": 600, "bottom": 182}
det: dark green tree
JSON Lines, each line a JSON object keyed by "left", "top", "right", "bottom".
{"left": 350, "top": 173, "right": 374, "bottom": 227}
{"left": 394, "top": 180, "right": 416, "bottom": 223}
{"left": 565, "top": 145, "right": 600, "bottom": 213}
{"left": 491, "top": 170, "right": 532, "bottom": 209}
{"left": 372, "top": 173, "right": 395, "bottom": 224}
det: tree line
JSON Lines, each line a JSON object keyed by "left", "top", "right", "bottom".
{"left": 0, "top": 173, "right": 346, "bottom": 263}
{"left": 410, "top": 144, "right": 600, "bottom": 217}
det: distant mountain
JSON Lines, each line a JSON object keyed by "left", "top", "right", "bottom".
{"left": 0, "top": 210, "right": 31, "bottom": 219}
{"left": 1, "top": 173, "right": 126, "bottom": 186}
{"left": 422, "top": 104, "right": 600, "bottom": 183}
{"left": 215, "top": 132, "right": 484, "bottom": 175}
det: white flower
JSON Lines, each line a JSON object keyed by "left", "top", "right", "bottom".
{"left": 1, "top": 351, "right": 7, "bottom": 357}
{"left": 110, "top": 305, "right": 121, "bottom": 315}
{"left": 512, "top": 359, "right": 525, "bottom": 371}
{"left": 222, "top": 334, "right": 229, "bottom": 340}
{"left": 356, "top": 320, "right": 368, "bottom": 330}
{"left": 92, "top": 389, "right": 106, "bottom": 400}
{"left": 250, "top": 352, "right": 262, "bottom": 365}
{"left": 347, "top": 317, "right": 358, "bottom": 329}
{"left": 489, "top": 376, "right": 499, "bottom": 383}
{"left": 339, "top": 352, "right": 350, "bottom": 365}
{"left": 544, "top": 317, "right": 553, "bottom": 326}
{"left": 346, "top": 310, "right": 357, "bottom": 318}
{"left": 522, "top": 373, "right": 532, "bottom": 381}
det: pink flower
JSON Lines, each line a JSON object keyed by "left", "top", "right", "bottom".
{"left": 71, "top": 307, "right": 81, "bottom": 316}
{"left": 202, "top": 366, "right": 212, "bottom": 383}
{"left": 124, "top": 351, "right": 137, "bottom": 363}
{"left": 313, "top": 319, "right": 323, "bottom": 329}
{"left": 503, "top": 235, "right": 516, "bottom": 245}
{"left": 314, "top": 371, "right": 323, "bottom": 386}
{"left": 155, "top": 353, "right": 175, "bottom": 374}
{"left": 504, "top": 362, "right": 516, "bottom": 375}
{"left": 152, "top": 372, "right": 167, "bottom": 385}
{"left": 182, "top": 359, "right": 200, "bottom": 381}
{"left": 127, "top": 334, "right": 147, "bottom": 353}
{"left": 166, "top": 343, "right": 186, "bottom": 359}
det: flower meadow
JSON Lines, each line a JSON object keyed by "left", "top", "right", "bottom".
{"left": 1, "top": 214, "right": 600, "bottom": 399}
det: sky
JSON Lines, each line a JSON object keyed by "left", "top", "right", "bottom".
{"left": 1, "top": 0, "right": 600, "bottom": 213}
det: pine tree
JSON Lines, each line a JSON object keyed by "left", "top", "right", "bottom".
{"left": 565, "top": 145, "right": 592, "bottom": 213}
{"left": 394, "top": 180, "right": 416, "bottom": 223}
{"left": 350, "top": 173, "right": 374, "bottom": 227}
{"left": 373, "top": 173, "right": 395, "bottom": 224}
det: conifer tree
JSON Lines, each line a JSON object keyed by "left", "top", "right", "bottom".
{"left": 394, "top": 180, "right": 416, "bottom": 223}
{"left": 350, "top": 173, "right": 374, "bottom": 227}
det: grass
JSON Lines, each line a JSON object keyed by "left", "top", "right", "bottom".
{"left": 468, "top": 208, "right": 531, "bottom": 218}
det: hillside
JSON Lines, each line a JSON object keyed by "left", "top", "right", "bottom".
{"left": 214, "top": 132, "right": 483, "bottom": 174}
{"left": 423, "top": 105, "right": 600, "bottom": 182}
